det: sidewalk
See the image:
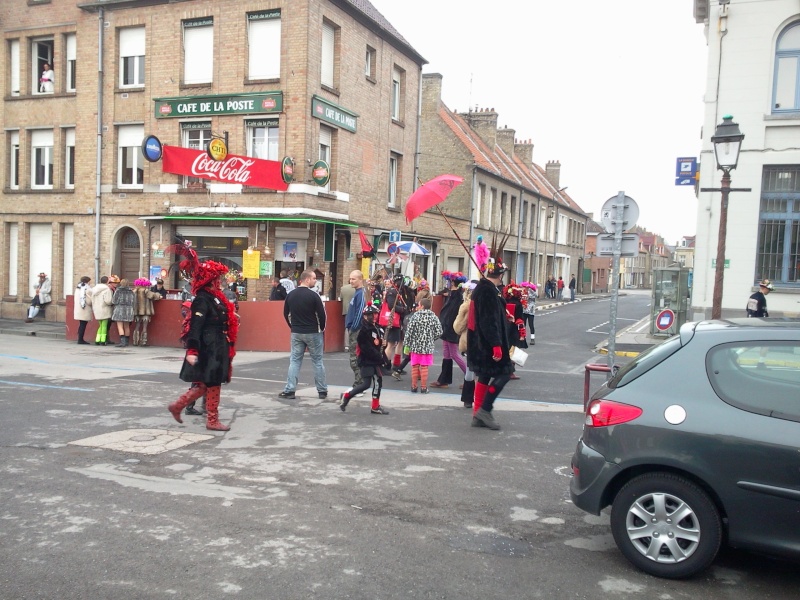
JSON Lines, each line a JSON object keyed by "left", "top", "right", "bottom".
{"left": 0, "top": 316, "right": 66, "bottom": 340}
{"left": 595, "top": 315, "right": 664, "bottom": 357}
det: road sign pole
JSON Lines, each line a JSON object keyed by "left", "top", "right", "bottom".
{"left": 607, "top": 191, "right": 626, "bottom": 374}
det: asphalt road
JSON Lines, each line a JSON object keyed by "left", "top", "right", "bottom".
{"left": 1, "top": 302, "right": 798, "bottom": 599}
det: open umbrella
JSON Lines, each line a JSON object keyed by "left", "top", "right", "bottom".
{"left": 396, "top": 240, "right": 430, "bottom": 255}
{"left": 404, "top": 174, "right": 464, "bottom": 223}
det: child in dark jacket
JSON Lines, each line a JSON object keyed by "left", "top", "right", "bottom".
{"left": 339, "top": 305, "right": 390, "bottom": 415}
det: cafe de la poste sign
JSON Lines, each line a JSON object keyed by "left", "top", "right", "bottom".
{"left": 154, "top": 92, "right": 283, "bottom": 118}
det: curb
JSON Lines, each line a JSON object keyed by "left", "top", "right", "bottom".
{"left": 0, "top": 327, "right": 65, "bottom": 340}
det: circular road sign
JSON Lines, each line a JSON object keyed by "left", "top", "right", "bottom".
{"left": 601, "top": 194, "right": 639, "bottom": 234}
{"left": 655, "top": 308, "right": 676, "bottom": 332}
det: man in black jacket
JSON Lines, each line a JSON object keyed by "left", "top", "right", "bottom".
{"left": 280, "top": 270, "right": 328, "bottom": 399}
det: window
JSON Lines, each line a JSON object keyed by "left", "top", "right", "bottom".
{"left": 118, "top": 124, "right": 144, "bottom": 188}
{"left": 64, "top": 128, "right": 75, "bottom": 189}
{"left": 756, "top": 166, "right": 800, "bottom": 284}
{"left": 388, "top": 153, "right": 401, "bottom": 208}
{"left": 365, "top": 45, "right": 376, "bottom": 80}
{"left": 707, "top": 341, "right": 800, "bottom": 422}
{"left": 391, "top": 66, "right": 405, "bottom": 121}
{"left": 476, "top": 184, "right": 484, "bottom": 226}
{"left": 65, "top": 34, "right": 76, "bottom": 92}
{"left": 500, "top": 192, "right": 507, "bottom": 231}
{"left": 120, "top": 27, "right": 144, "bottom": 88}
{"left": 321, "top": 20, "right": 338, "bottom": 89}
{"left": 248, "top": 10, "right": 280, "bottom": 80}
{"left": 9, "top": 131, "right": 19, "bottom": 190}
{"left": 246, "top": 119, "right": 279, "bottom": 160}
{"left": 30, "top": 129, "right": 53, "bottom": 189}
{"left": 319, "top": 125, "right": 334, "bottom": 192}
{"left": 183, "top": 18, "right": 213, "bottom": 85}
{"left": 9, "top": 40, "right": 20, "bottom": 96}
{"left": 182, "top": 123, "right": 211, "bottom": 186}
{"left": 487, "top": 188, "right": 496, "bottom": 228}
{"left": 32, "top": 38, "right": 54, "bottom": 95}
{"left": 773, "top": 22, "right": 800, "bottom": 113}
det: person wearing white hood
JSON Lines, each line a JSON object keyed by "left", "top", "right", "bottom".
{"left": 25, "top": 272, "right": 51, "bottom": 322}
{"left": 73, "top": 276, "right": 93, "bottom": 344}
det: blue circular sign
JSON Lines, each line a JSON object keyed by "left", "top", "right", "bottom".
{"left": 141, "top": 135, "right": 163, "bottom": 162}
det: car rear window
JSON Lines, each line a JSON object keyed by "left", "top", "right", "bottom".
{"left": 608, "top": 335, "right": 682, "bottom": 388}
{"left": 706, "top": 341, "right": 800, "bottom": 422}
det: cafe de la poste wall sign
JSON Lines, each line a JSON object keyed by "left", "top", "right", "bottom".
{"left": 154, "top": 92, "right": 283, "bottom": 118}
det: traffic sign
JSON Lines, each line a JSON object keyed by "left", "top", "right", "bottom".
{"left": 389, "top": 230, "right": 401, "bottom": 243}
{"left": 597, "top": 233, "right": 640, "bottom": 257}
{"left": 655, "top": 309, "right": 675, "bottom": 332}
{"left": 600, "top": 195, "right": 639, "bottom": 234}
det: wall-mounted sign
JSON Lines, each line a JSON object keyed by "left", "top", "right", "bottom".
{"left": 311, "top": 95, "right": 358, "bottom": 133}
{"left": 162, "top": 146, "right": 289, "bottom": 190}
{"left": 312, "top": 160, "right": 330, "bottom": 186}
{"left": 207, "top": 137, "right": 228, "bottom": 162}
{"left": 154, "top": 92, "right": 282, "bottom": 118}
{"left": 141, "top": 135, "right": 163, "bottom": 162}
{"left": 281, "top": 156, "right": 295, "bottom": 184}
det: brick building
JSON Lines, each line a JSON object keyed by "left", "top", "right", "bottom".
{"left": 1, "top": 0, "right": 425, "bottom": 320}
{"left": 418, "top": 73, "right": 589, "bottom": 292}
{"left": 585, "top": 219, "right": 613, "bottom": 293}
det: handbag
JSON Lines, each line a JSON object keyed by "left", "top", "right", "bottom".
{"left": 378, "top": 303, "right": 397, "bottom": 328}
{"left": 509, "top": 346, "right": 528, "bottom": 367}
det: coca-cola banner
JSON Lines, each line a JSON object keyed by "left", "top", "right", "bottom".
{"left": 162, "top": 146, "right": 288, "bottom": 191}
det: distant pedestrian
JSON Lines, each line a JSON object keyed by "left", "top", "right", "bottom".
{"left": 73, "top": 276, "right": 93, "bottom": 345}
{"left": 746, "top": 279, "right": 774, "bottom": 317}
{"left": 503, "top": 282, "right": 528, "bottom": 381}
{"left": 403, "top": 297, "right": 442, "bottom": 394}
{"left": 431, "top": 275, "right": 467, "bottom": 388}
{"left": 344, "top": 270, "right": 367, "bottom": 388}
{"left": 25, "top": 272, "right": 51, "bottom": 322}
{"left": 569, "top": 274, "right": 576, "bottom": 302}
{"left": 280, "top": 270, "right": 327, "bottom": 399}
{"left": 279, "top": 270, "right": 296, "bottom": 294}
{"left": 270, "top": 275, "right": 287, "bottom": 301}
{"left": 556, "top": 276, "right": 565, "bottom": 300}
{"left": 132, "top": 278, "right": 161, "bottom": 346}
{"left": 521, "top": 282, "right": 537, "bottom": 345}
{"left": 112, "top": 278, "right": 135, "bottom": 347}
{"left": 150, "top": 278, "right": 167, "bottom": 299}
{"left": 453, "top": 280, "right": 477, "bottom": 407}
{"left": 91, "top": 276, "right": 114, "bottom": 345}
{"left": 339, "top": 305, "right": 390, "bottom": 415}
{"left": 340, "top": 278, "right": 355, "bottom": 349}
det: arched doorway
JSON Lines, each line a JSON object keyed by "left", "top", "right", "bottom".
{"left": 118, "top": 227, "right": 141, "bottom": 282}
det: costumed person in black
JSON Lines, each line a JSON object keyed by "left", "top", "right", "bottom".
{"left": 502, "top": 282, "right": 528, "bottom": 380}
{"left": 380, "top": 274, "right": 408, "bottom": 377}
{"left": 167, "top": 242, "right": 239, "bottom": 431}
{"left": 746, "top": 279, "right": 773, "bottom": 317}
{"left": 339, "top": 305, "right": 390, "bottom": 415}
{"left": 431, "top": 272, "right": 468, "bottom": 388}
{"left": 467, "top": 233, "right": 513, "bottom": 430}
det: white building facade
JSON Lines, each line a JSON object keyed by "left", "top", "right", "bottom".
{"left": 693, "top": 0, "right": 800, "bottom": 318}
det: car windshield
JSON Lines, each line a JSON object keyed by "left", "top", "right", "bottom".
{"left": 608, "top": 335, "right": 682, "bottom": 388}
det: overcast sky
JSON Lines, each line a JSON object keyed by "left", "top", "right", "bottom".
{"left": 369, "top": 0, "right": 708, "bottom": 245}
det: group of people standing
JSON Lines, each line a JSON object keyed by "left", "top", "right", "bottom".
{"left": 71, "top": 275, "right": 165, "bottom": 346}
{"left": 543, "top": 274, "right": 577, "bottom": 301}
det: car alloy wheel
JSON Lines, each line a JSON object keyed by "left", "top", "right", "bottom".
{"left": 610, "top": 473, "right": 722, "bottom": 579}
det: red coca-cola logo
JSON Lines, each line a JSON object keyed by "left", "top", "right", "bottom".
{"left": 191, "top": 154, "right": 255, "bottom": 184}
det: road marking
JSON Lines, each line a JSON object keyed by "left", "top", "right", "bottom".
{"left": 0, "top": 379, "right": 94, "bottom": 391}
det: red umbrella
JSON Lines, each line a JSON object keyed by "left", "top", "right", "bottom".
{"left": 404, "top": 174, "right": 464, "bottom": 223}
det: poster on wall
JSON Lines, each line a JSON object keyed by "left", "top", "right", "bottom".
{"left": 260, "top": 261, "right": 273, "bottom": 277}
{"left": 149, "top": 266, "right": 162, "bottom": 284}
{"left": 283, "top": 242, "right": 298, "bottom": 261}
{"left": 242, "top": 250, "right": 261, "bottom": 279}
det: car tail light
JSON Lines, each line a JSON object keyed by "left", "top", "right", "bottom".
{"left": 585, "top": 399, "right": 642, "bottom": 427}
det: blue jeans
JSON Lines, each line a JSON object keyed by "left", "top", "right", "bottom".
{"left": 570, "top": 288, "right": 575, "bottom": 301}
{"left": 284, "top": 332, "right": 327, "bottom": 394}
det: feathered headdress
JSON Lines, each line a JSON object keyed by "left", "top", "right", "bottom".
{"left": 133, "top": 278, "right": 151, "bottom": 288}
{"left": 485, "top": 231, "right": 511, "bottom": 277}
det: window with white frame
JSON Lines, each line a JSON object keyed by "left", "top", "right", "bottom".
{"left": 487, "top": 188, "right": 495, "bottom": 228}
{"left": 246, "top": 119, "right": 279, "bottom": 161}
{"left": 391, "top": 66, "right": 405, "bottom": 121}
{"left": 388, "top": 152, "right": 402, "bottom": 208}
{"left": 476, "top": 183, "right": 484, "bottom": 225}
{"left": 120, "top": 27, "right": 144, "bottom": 88}
{"left": 365, "top": 45, "right": 376, "bottom": 80}
{"left": 773, "top": 22, "right": 800, "bottom": 113}
{"left": 183, "top": 18, "right": 213, "bottom": 85}
{"left": 318, "top": 125, "right": 333, "bottom": 192}
{"left": 248, "top": 10, "right": 280, "bottom": 80}
{"left": 66, "top": 33, "right": 76, "bottom": 92}
{"left": 321, "top": 20, "right": 338, "bottom": 89}
{"left": 118, "top": 124, "right": 144, "bottom": 188}
{"left": 7, "top": 223, "right": 18, "bottom": 296}
{"left": 9, "top": 131, "right": 19, "bottom": 190}
{"left": 182, "top": 122, "right": 211, "bottom": 186}
{"left": 32, "top": 38, "right": 54, "bottom": 95}
{"left": 31, "top": 129, "right": 53, "bottom": 189}
{"left": 64, "top": 128, "right": 75, "bottom": 189}
{"left": 9, "top": 40, "right": 20, "bottom": 96}
{"left": 755, "top": 166, "right": 800, "bottom": 284}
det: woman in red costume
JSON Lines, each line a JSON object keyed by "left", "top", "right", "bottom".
{"left": 167, "top": 240, "right": 239, "bottom": 431}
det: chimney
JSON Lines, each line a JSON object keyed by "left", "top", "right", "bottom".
{"left": 496, "top": 126, "right": 516, "bottom": 156}
{"left": 514, "top": 138, "right": 533, "bottom": 166}
{"left": 467, "top": 107, "right": 498, "bottom": 148}
{"left": 545, "top": 160, "right": 561, "bottom": 189}
{"left": 421, "top": 73, "right": 443, "bottom": 117}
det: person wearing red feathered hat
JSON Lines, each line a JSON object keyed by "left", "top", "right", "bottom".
{"left": 166, "top": 239, "right": 239, "bottom": 431}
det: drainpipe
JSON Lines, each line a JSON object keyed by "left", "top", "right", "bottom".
{"left": 515, "top": 189, "right": 523, "bottom": 281}
{"left": 468, "top": 166, "right": 477, "bottom": 279}
{"left": 94, "top": 8, "right": 105, "bottom": 282}
{"left": 413, "top": 65, "right": 422, "bottom": 192}
{"left": 533, "top": 199, "right": 540, "bottom": 285}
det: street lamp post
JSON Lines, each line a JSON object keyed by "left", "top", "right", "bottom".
{"left": 702, "top": 115, "right": 749, "bottom": 319}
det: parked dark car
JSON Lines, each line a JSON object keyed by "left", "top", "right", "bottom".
{"left": 570, "top": 318, "right": 800, "bottom": 579}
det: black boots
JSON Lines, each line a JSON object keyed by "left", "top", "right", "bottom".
{"left": 115, "top": 335, "right": 129, "bottom": 348}
{"left": 460, "top": 379, "right": 475, "bottom": 408}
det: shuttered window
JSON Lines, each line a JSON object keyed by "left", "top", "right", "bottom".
{"left": 183, "top": 19, "right": 213, "bottom": 85}
{"left": 321, "top": 21, "right": 335, "bottom": 88}
{"left": 248, "top": 11, "right": 281, "bottom": 80}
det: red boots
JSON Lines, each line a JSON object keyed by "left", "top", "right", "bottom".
{"left": 168, "top": 383, "right": 207, "bottom": 423}
{"left": 204, "top": 386, "right": 230, "bottom": 431}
